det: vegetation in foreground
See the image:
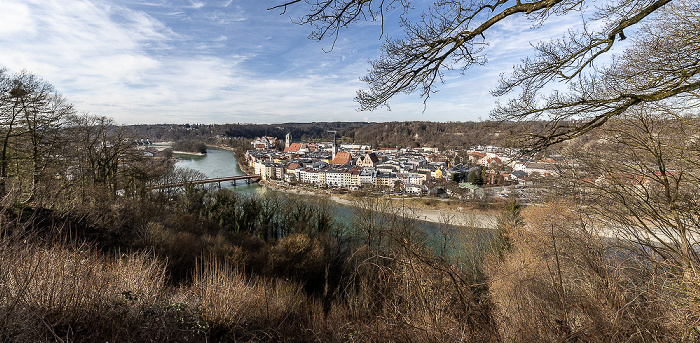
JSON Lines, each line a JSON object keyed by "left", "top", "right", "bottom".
{"left": 3, "top": 186, "right": 699, "bottom": 342}
{"left": 1, "top": 61, "right": 700, "bottom": 341}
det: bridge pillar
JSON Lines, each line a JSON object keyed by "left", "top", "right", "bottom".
{"left": 232, "top": 180, "right": 237, "bottom": 187}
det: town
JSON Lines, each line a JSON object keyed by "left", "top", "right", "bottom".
{"left": 245, "top": 133, "right": 564, "bottom": 202}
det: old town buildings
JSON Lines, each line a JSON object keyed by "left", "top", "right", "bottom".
{"left": 246, "top": 137, "right": 564, "bottom": 195}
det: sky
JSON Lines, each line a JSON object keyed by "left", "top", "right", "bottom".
{"left": 0, "top": 0, "right": 584, "bottom": 125}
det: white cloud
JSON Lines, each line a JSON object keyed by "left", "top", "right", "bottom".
{"left": 0, "top": 2, "right": 35, "bottom": 36}
{"left": 0, "top": 0, "right": 498, "bottom": 124}
{"left": 187, "top": 0, "right": 206, "bottom": 9}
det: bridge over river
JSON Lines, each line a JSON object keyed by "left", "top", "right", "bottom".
{"left": 153, "top": 174, "right": 261, "bottom": 189}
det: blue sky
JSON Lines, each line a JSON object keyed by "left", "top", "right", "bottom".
{"left": 0, "top": 0, "right": 585, "bottom": 124}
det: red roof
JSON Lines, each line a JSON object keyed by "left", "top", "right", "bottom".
{"left": 332, "top": 152, "right": 353, "bottom": 165}
{"left": 283, "top": 143, "right": 303, "bottom": 153}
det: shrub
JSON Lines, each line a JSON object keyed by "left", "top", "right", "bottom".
{"left": 486, "top": 202, "right": 682, "bottom": 342}
{"left": 191, "top": 258, "right": 321, "bottom": 340}
{"left": 0, "top": 239, "right": 176, "bottom": 341}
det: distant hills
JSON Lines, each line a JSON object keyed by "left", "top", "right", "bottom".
{"left": 127, "top": 121, "right": 550, "bottom": 149}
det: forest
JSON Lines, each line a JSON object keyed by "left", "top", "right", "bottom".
{"left": 1, "top": 66, "right": 699, "bottom": 342}
{"left": 129, "top": 121, "right": 545, "bottom": 150}
{"left": 172, "top": 140, "right": 208, "bottom": 155}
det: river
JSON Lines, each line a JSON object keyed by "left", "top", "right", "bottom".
{"left": 174, "top": 147, "right": 260, "bottom": 193}
{"left": 175, "top": 146, "right": 494, "bottom": 260}
{"left": 175, "top": 146, "right": 357, "bottom": 222}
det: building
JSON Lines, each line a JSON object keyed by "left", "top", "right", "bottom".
{"left": 251, "top": 136, "right": 278, "bottom": 150}
{"left": 356, "top": 152, "right": 380, "bottom": 168}
{"left": 331, "top": 151, "right": 353, "bottom": 165}
{"left": 358, "top": 167, "right": 376, "bottom": 185}
{"left": 376, "top": 172, "right": 398, "bottom": 188}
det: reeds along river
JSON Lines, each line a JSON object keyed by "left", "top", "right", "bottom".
{"left": 175, "top": 146, "right": 494, "bottom": 262}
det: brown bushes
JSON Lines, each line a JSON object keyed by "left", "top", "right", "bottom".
{"left": 192, "top": 258, "right": 318, "bottom": 338}
{"left": 0, "top": 234, "right": 328, "bottom": 342}
{"left": 7, "top": 188, "right": 700, "bottom": 342}
{"left": 0, "top": 238, "right": 176, "bottom": 341}
{"left": 486, "top": 202, "right": 698, "bottom": 342}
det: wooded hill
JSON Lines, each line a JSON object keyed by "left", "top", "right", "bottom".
{"left": 128, "top": 121, "right": 550, "bottom": 149}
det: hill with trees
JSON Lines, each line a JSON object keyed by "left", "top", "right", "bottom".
{"left": 128, "top": 121, "right": 551, "bottom": 150}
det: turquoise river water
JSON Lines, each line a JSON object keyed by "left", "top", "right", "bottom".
{"left": 175, "top": 146, "right": 493, "bottom": 260}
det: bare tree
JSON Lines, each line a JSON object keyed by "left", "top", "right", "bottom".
{"left": 0, "top": 68, "right": 20, "bottom": 198}
{"left": 14, "top": 72, "right": 73, "bottom": 199}
{"left": 0, "top": 70, "right": 73, "bottom": 200}
{"left": 277, "top": 0, "right": 699, "bottom": 147}
{"left": 64, "top": 115, "right": 136, "bottom": 199}
{"left": 563, "top": 106, "right": 700, "bottom": 270}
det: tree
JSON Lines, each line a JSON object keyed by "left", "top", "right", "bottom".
{"left": 64, "top": 115, "right": 137, "bottom": 199}
{"left": 14, "top": 72, "right": 73, "bottom": 199}
{"left": 0, "top": 68, "right": 20, "bottom": 198}
{"left": 0, "top": 69, "right": 73, "bottom": 200}
{"left": 468, "top": 166, "right": 485, "bottom": 186}
{"left": 276, "top": 0, "right": 699, "bottom": 148}
{"left": 562, "top": 106, "right": 700, "bottom": 269}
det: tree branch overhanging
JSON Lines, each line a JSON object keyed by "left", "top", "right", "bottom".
{"left": 277, "top": 0, "right": 699, "bottom": 149}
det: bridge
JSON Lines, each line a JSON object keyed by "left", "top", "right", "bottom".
{"left": 153, "top": 175, "right": 261, "bottom": 189}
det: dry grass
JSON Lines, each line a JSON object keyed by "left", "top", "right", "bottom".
{"left": 6, "top": 196, "right": 700, "bottom": 342}
{"left": 332, "top": 234, "right": 497, "bottom": 343}
{"left": 0, "top": 237, "right": 171, "bottom": 341}
{"left": 486, "top": 201, "right": 696, "bottom": 342}
{"left": 192, "top": 258, "right": 309, "bottom": 329}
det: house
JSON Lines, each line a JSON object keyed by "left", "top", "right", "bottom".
{"left": 285, "top": 163, "right": 301, "bottom": 180}
{"left": 469, "top": 152, "right": 487, "bottom": 164}
{"left": 406, "top": 171, "right": 428, "bottom": 185}
{"left": 331, "top": 151, "right": 353, "bottom": 165}
{"left": 459, "top": 182, "right": 485, "bottom": 198}
{"left": 283, "top": 143, "right": 305, "bottom": 154}
{"left": 444, "top": 164, "right": 468, "bottom": 182}
{"left": 375, "top": 172, "right": 398, "bottom": 188}
{"left": 470, "top": 151, "right": 503, "bottom": 167}
{"left": 350, "top": 169, "right": 361, "bottom": 186}
{"left": 261, "top": 163, "right": 277, "bottom": 180}
{"left": 356, "top": 152, "right": 380, "bottom": 168}
{"left": 405, "top": 184, "right": 427, "bottom": 195}
{"left": 512, "top": 161, "right": 560, "bottom": 177}
{"left": 340, "top": 143, "right": 362, "bottom": 151}
{"left": 509, "top": 170, "right": 528, "bottom": 182}
{"left": 358, "top": 167, "right": 376, "bottom": 185}
{"left": 284, "top": 164, "right": 301, "bottom": 183}
{"left": 299, "top": 168, "right": 319, "bottom": 184}
{"left": 251, "top": 136, "right": 278, "bottom": 150}
{"left": 317, "top": 168, "right": 328, "bottom": 185}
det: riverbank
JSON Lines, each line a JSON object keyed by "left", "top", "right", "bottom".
{"left": 173, "top": 151, "right": 206, "bottom": 156}
{"left": 260, "top": 180, "right": 497, "bottom": 228}
{"left": 151, "top": 142, "right": 206, "bottom": 156}
{"left": 204, "top": 144, "right": 498, "bottom": 228}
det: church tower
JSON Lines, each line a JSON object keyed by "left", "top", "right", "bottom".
{"left": 285, "top": 133, "right": 291, "bottom": 148}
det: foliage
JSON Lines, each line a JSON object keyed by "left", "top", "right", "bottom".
{"left": 467, "top": 166, "right": 485, "bottom": 186}
{"left": 172, "top": 139, "right": 207, "bottom": 154}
